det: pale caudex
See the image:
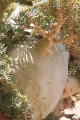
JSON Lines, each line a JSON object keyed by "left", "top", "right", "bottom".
{"left": 8, "top": 37, "right": 69, "bottom": 120}
{"left": 7, "top": 3, "right": 69, "bottom": 120}
{"left": 5, "top": 3, "right": 69, "bottom": 120}
{"left": 1, "top": 1, "right": 80, "bottom": 120}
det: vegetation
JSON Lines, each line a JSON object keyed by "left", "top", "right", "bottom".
{"left": 43, "top": 113, "right": 58, "bottom": 120}
{"left": 0, "top": 0, "right": 80, "bottom": 119}
{"left": 0, "top": 43, "right": 32, "bottom": 120}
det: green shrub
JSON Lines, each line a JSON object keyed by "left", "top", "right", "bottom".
{"left": 0, "top": 43, "right": 32, "bottom": 120}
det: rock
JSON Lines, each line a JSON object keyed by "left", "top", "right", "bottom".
{"left": 60, "top": 116, "right": 71, "bottom": 120}
{"left": 71, "top": 96, "right": 77, "bottom": 102}
{"left": 72, "top": 115, "right": 80, "bottom": 120}
{"left": 63, "top": 108, "right": 75, "bottom": 118}
{"left": 62, "top": 100, "right": 80, "bottom": 119}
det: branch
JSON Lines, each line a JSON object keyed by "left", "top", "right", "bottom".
{"left": 0, "top": 0, "right": 33, "bottom": 23}
{"left": 0, "top": 2, "right": 11, "bottom": 23}
{"left": 61, "top": 75, "right": 80, "bottom": 100}
{"left": 28, "top": 9, "right": 64, "bottom": 53}
{"left": 53, "top": 31, "right": 78, "bottom": 45}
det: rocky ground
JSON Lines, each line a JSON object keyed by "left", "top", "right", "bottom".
{"left": 60, "top": 100, "right": 80, "bottom": 120}
{"left": 59, "top": 94, "right": 80, "bottom": 120}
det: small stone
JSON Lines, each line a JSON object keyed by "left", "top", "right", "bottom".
{"left": 60, "top": 116, "right": 71, "bottom": 120}
{"left": 71, "top": 96, "right": 77, "bottom": 102}
{"left": 72, "top": 115, "right": 80, "bottom": 120}
{"left": 63, "top": 108, "right": 75, "bottom": 118}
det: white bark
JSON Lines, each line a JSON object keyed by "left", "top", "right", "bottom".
{"left": 7, "top": 37, "right": 69, "bottom": 120}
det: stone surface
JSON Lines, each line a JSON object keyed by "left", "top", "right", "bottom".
{"left": 60, "top": 116, "right": 71, "bottom": 120}
{"left": 61, "top": 100, "right": 80, "bottom": 120}
{"left": 72, "top": 115, "right": 80, "bottom": 120}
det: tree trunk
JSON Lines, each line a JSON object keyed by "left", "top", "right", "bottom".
{"left": 7, "top": 38, "right": 69, "bottom": 120}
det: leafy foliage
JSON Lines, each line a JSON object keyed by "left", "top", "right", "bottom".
{"left": 69, "top": 60, "right": 80, "bottom": 78}
{"left": 0, "top": 0, "right": 80, "bottom": 119}
{"left": 0, "top": 43, "right": 32, "bottom": 120}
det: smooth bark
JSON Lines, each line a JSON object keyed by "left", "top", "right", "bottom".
{"left": 8, "top": 38, "right": 69, "bottom": 120}
{"left": 61, "top": 75, "right": 80, "bottom": 100}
